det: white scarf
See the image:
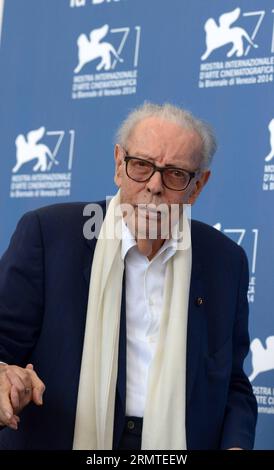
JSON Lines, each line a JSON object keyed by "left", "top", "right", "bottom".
{"left": 73, "top": 191, "right": 191, "bottom": 450}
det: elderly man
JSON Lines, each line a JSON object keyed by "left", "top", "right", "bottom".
{"left": 0, "top": 102, "right": 257, "bottom": 450}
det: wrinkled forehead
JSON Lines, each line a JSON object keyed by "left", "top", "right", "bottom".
{"left": 128, "top": 116, "right": 198, "bottom": 143}
{"left": 126, "top": 116, "right": 203, "bottom": 162}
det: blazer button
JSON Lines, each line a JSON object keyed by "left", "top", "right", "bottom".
{"left": 196, "top": 297, "right": 204, "bottom": 306}
{"left": 127, "top": 420, "right": 135, "bottom": 430}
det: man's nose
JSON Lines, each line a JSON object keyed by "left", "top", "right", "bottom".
{"left": 146, "top": 170, "right": 164, "bottom": 195}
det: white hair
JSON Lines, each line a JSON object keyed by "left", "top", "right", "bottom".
{"left": 116, "top": 102, "right": 217, "bottom": 169}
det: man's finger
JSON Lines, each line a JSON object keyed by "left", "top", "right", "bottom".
{"left": 5, "top": 368, "right": 33, "bottom": 415}
{"left": 6, "top": 368, "right": 32, "bottom": 393}
{"left": 6, "top": 415, "right": 19, "bottom": 430}
{"left": 31, "top": 373, "right": 46, "bottom": 406}
{"left": 6, "top": 370, "right": 28, "bottom": 396}
{"left": 13, "top": 365, "right": 43, "bottom": 403}
{"left": 0, "top": 385, "right": 16, "bottom": 426}
{"left": 10, "top": 384, "right": 20, "bottom": 411}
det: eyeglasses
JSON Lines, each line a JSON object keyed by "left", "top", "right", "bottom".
{"left": 124, "top": 154, "right": 197, "bottom": 191}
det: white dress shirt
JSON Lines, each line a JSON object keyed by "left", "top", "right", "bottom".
{"left": 121, "top": 221, "right": 177, "bottom": 417}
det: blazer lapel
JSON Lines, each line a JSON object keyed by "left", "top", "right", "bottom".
{"left": 83, "top": 199, "right": 107, "bottom": 286}
{"left": 83, "top": 237, "right": 98, "bottom": 286}
{"left": 186, "top": 227, "right": 207, "bottom": 406}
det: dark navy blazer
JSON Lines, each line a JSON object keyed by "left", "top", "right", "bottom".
{"left": 0, "top": 202, "right": 257, "bottom": 449}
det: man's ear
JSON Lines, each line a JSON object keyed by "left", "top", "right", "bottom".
{"left": 114, "top": 144, "right": 124, "bottom": 187}
{"left": 187, "top": 170, "right": 211, "bottom": 205}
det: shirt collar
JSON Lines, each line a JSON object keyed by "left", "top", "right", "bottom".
{"left": 121, "top": 219, "right": 136, "bottom": 261}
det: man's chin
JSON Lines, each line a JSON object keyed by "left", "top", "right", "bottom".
{"left": 134, "top": 219, "right": 170, "bottom": 241}
{"left": 121, "top": 202, "right": 178, "bottom": 240}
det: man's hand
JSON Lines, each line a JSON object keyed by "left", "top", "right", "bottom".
{"left": 0, "top": 363, "right": 45, "bottom": 430}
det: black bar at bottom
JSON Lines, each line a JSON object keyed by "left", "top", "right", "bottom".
{"left": 0, "top": 450, "right": 273, "bottom": 466}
